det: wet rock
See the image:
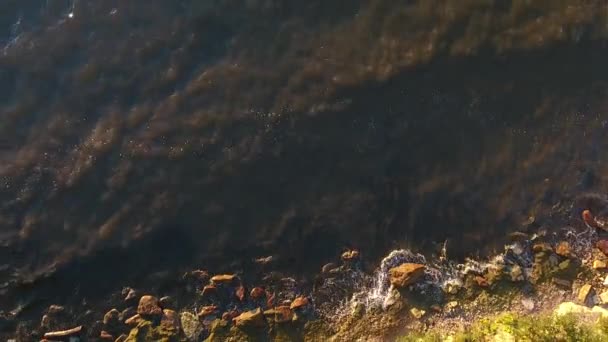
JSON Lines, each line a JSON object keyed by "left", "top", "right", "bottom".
{"left": 410, "top": 308, "right": 425, "bottom": 319}
{"left": 160, "top": 309, "right": 180, "bottom": 330}
{"left": 125, "top": 314, "right": 142, "bottom": 326}
{"left": 250, "top": 287, "right": 266, "bottom": 301}
{"left": 341, "top": 250, "right": 360, "bottom": 262}
{"left": 137, "top": 295, "right": 162, "bottom": 317}
{"left": 388, "top": 263, "right": 425, "bottom": 288}
{"left": 159, "top": 296, "right": 174, "bottom": 310}
{"left": 578, "top": 284, "right": 595, "bottom": 306}
{"left": 234, "top": 308, "right": 266, "bottom": 328}
{"left": 119, "top": 307, "right": 136, "bottom": 322}
{"left": 599, "top": 291, "right": 608, "bottom": 304}
{"left": 594, "top": 260, "right": 608, "bottom": 270}
{"left": 43, "top": 326, "right": 83, "bottom": 339}
{"left": 321, "top": 263, "right": 339, "bottom": 274}
{"left": 124, "top": 288, "right": 138, "bottom": 304}
{"left": 47, "top": 305, "right": 65, "bottom": 315}
{"left": 290, "top": 296, "right": 310, "bottom": 311}
{"left": 201, "top": 284, "right": 217, "bottom": 299}
{"left": 235, "top": 285, "right": 246, "bottom": 302}
{"left": 198, "top": 305, "right": 220, "bottom": 320}
{"left": 125, "top": 320, "right": 179, "bottom": 342}
{"left": 180, "top": 312, "right": 203, "bottom": 341}
{"left": 510, "top": 265, "right": 524, "bottom": 282}
{"left": 103, "top": 309, "right": 121, "bottom": 332}
{"left": 555, "top": 241, "right": 571, "bottom": 258}
{"left": 210, "top": 274, "right": 238, "bottom": 285}
{"left": 265, "top": 306, "right": 293, "bottom": 323}
{"left": 596, "top": 240, "right": 608, "bottom": 256}
{"left": 100, "top": 330, "right": 113, "bottom": 340}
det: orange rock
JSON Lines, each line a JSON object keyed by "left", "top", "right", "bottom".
{"left": 341, "top": 249, "right": 360, "bottom": 261}
{"left": 137, "top": 295, "right": 162, "bottom": 316}
{"left": 235, "top": 285, "right": 246, "bottom": 302}
{"left": 233, "top": 308, "right": 266, "bottom": 328}
{"left": 201, "top": 284, "right": 217, "bottom": 298}
{"left": 100, "top": 330, "right": 113, "bottom": 340}
{"left": 556, "top": 241, "right": 571, "bottom": 257}
{"left": 125, "top": 314, "right": 142, "bottom": 326}
{"left": 272, "top": 306, "right": 293, "bottom": 323}
{"left": 161, "top": 309, "right": 180, "bottom": 330}
{"left": 211, "top": 274, "right": 238, "bottom": 285}
{"left": 290, "top": 296, "right": 309, "bottom": 310}
{"left": 388, "top": 263, "right": 426, "bottom": 288}
{"left": 475, "top": 276, "right": 489, "bottom": 288}
{"left": 198, "top": 305, "right": 219, "bottom": 318}
{"left": 250, "top": 287, "right": 265, "bottom": 300}
{"left": 266, "top": 291, "right": 276, "bottom": 308}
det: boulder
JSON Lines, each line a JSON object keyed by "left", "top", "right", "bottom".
{"left": 180, "top": 312, "right": 202, "bottom": 341}
{"left": 233, "top": 308, "right": 266, "bottom": 328}
{"left": 388, "top": 263, "right": 425, "bottom": 288}
{"left": 137, "top": 295, "right": 162, "bottom": 317}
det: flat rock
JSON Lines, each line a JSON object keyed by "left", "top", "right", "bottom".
{"left": 234, "top": 308, "right": 266, "bottom": 328}
{"left": 388, "top": 263, "right": 425, "bottom": 288}
{"left": 137, "top": 295, "right": 162, "bottom": 316}
{"left": 211, "top": 274, "right": 238, "bottom": 285}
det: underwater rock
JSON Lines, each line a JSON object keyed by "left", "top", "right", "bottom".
{"left": 137, "top": 295, "right": 162, "bottom": 317}
{"left": 234, "top": 308, "right": 266, "bottom": 328}
{"left": 180, "top": 312, "right": 203, "bottom": 341}
{"left": 389, "top": 263, "right": 425, "bottom": 288}
{"left": 210, "top": 274, "right": 238, "bottom": 285}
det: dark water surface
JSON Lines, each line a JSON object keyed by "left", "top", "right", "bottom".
{"left": 1, "top": 0, "right": 608, "bottom": 312}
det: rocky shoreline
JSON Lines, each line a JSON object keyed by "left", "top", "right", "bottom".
{"left": 4, "top": 206, "right": 608, "bottom": 341}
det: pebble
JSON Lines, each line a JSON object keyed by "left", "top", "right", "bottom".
{"left": 265, "top": 306, "right": 292, "bottom": 323}
{"left": 290, "top": 296, "right": 310, "bottom": 310}
{"left": 578, "top": 284, "right": 595, "bottom": 306}
{"left": 198, "top": 305, "right": 219, "bottom": 319}
{"left": 552, "top": 278, "right": 572, "bottom": 289}
{"left": 211, "top": 274, "right": 238, "bottom": 285}
{"left": 322, "top": 263, "right": 339, "bottom": 274}
{"left": 555, "top": 241, "right": 571, "bottom": 258}
{"left": 137, "top": 295, "right": 162, "bottom": 316}
{"left": 201, "top": 284, "right": 217, "bottom": 298}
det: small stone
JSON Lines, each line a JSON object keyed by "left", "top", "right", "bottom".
{"left": 445, "top": 283, "right": 460, "bottom": 294}
{"left": 180, "top": 312, "right": 203, "bottom": 341}
{"left": 430, "top": 304, "right": 442, "bottom": 313}
{"left": 388, "top": 263, "right": 426, "bottom": 288}
{"left": 474, "top": 276, "right": 489, "bottom": 288}
{"left": 233, "top": 308, "right": 266, "bottom": 328}
{"left": 115, "top": 334, "right": 128, "bottom": 342}
{"left": 594, "top": 260, "right": 608, "bottom": 270}
{"left": 599, "top": 291, "right": 608, "bottom": 304}
{"left": 254, "top": 256, "right": 274, "bottom": 265}
{"left": 47, "top": 305, "right": 65, "bottom": 315}
{"left": 159, "top": 296, "right": 173, "bottom": 310}
{"left": 341, "top": 250, "right": 360, "bottom": 262}
{"left": 510, "top": 265, "right": 524, "bottom": 282}
{"left": 161, "top": 309, "right": 180, "bottom": 330}
{"left": 198, "top": 305, "right": 219, "bottom": 319}
{"left": 553, "top": 278, "right": 572, "bottom": 289}
{"left": 137, "top": 295, "right": 162, "bottom": 316}
{"left": 43, "top": 326, "right": 83, "bottom": 339}
{"left": 100, "top": 330, "right": 113, "bottom": 340}
{"left": 235, "top": 285, "right": 246, "bottom": 302}
{"left": 410, "top": 308, "right": 426, "bottom": 319}
{"left": 125, "top": 314, "right": 141, "bottom": 326}
{"left": 445, "top": 301, "right": 459, "bottom": 311}
{"left": 210, "top": 274, "right": 238, "bottom": 285}
{"left": 322, "top": 263, "right": 338, "bottom": 273}
{"left": 250, "top": 287, "right": 265, "bottom": 300}
{"left": 103, "top": 309, "right": 120, "bottom": 327}
{"left": 532, "top": 243, "right": 552, "bottom": 253}
{"left": 578, "top": 284, "right": 595, "bottom": 306}
{"left": 555, "top": 242, "right": 571, "bottom": 258}
{"left": 119, "top": 307, "right": 136, "bottom": 322}
{"left": 124, "top": 288, "right": 138, "bottom": 303}
{"left": 269, "top": 306, "right": 293, "bottom": 323}
{"left": 521, "top": 298, "right": 535, "bottom": 311}
{"left": 290, "top": 296, "right": 310, "bottom": 310}
{"left": 596, "top": 240, "right": 608, "bottom": 257}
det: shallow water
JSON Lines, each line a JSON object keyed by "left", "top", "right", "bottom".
{"left": 1, "top": 0, "right": 608, "bottom": 313}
